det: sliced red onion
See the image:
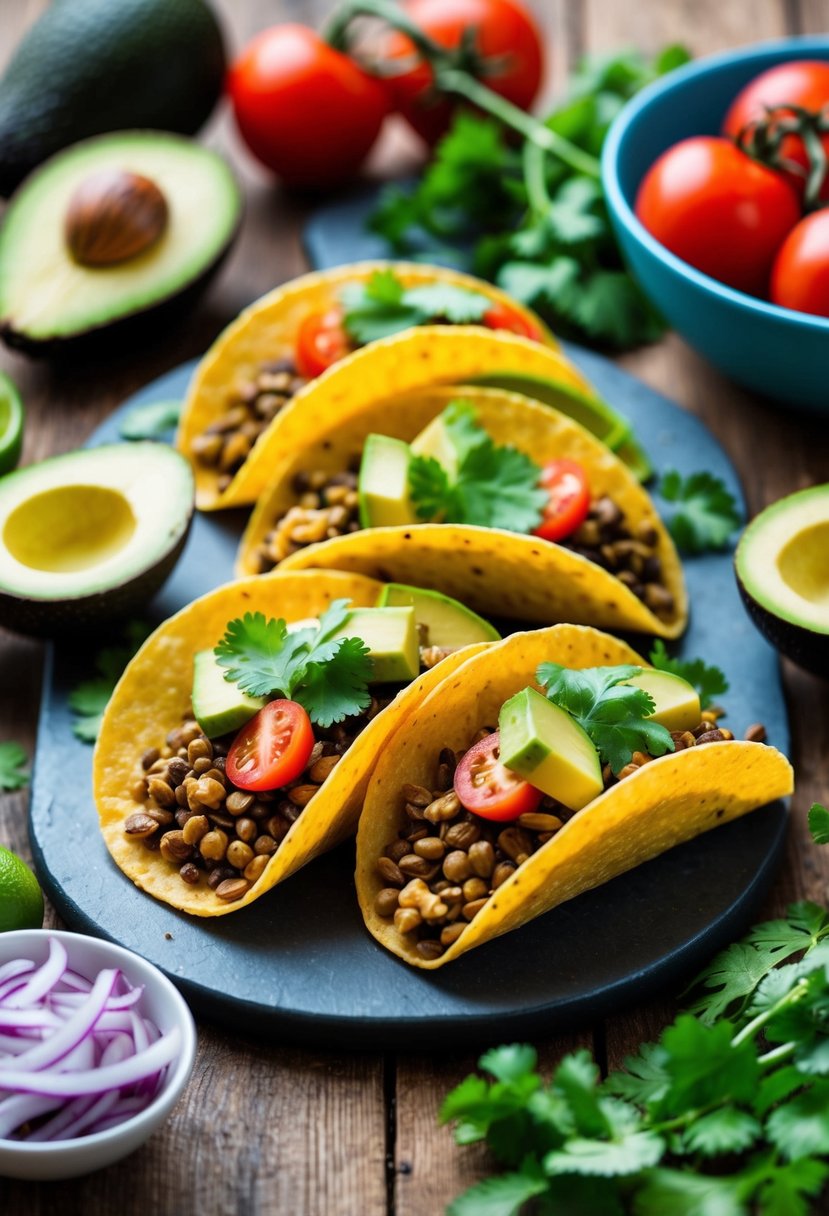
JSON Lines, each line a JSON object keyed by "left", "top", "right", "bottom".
{"left": 4, "top": 938, "right": 67, "bottom": 1009}
{"left": 0, "top": 960, "right": 35, "bottom": 987}
{"left": 0, "top": 1094, "right": 64, "bottom": 1139}
{"left": 2, "top": 969, "right": 119, "bottom": 1075}
{"left": 0, "top": 1026, "right": 181, "bottom": 1097}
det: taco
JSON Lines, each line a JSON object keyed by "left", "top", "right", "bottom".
{"left": 238, "top": 385, "right": 686, "bottom": 638}
{"left": 356, "top": 623, "right": 793, "bottom": 969}
{"left": 94, "top": 569, "right": 497, "bottom": 917}
{"left": 175, "top": 262, "right": 638, "bottom": 510}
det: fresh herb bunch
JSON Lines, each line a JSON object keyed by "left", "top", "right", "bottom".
{"left": 341, "top": 270, "right": 491, "bottom": 344}
{"left": 648, "top": 640, "right": 729, "bottom": 711}
{"left": 0, "top": 741, "right": 29, "bottom": 791}
{"left": 214, "top": 598, "right": 372, "bottom": 728}
{"left": 659, "top": 470, "right": 742, "bottom": 554}
{"left": 69, "top": 619, "right": 151, "bottom": 743}
{"left": 442, "top": 902, "right": 829, "bottom": 1216}
{"left": 370, "top": 47, "right": 690, "bottom": 349}
{"left": 408, "top": 401, "right": 547, "bottom": 532}
{"left": 537, "top": 663, "right": 674, "bottom": 773}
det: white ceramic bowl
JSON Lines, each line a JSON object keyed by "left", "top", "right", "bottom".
{"left": 0, "top": 929, "right": 197, "bottom": 1180}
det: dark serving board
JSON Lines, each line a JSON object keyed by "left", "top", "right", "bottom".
{"left": 28, "top": 207, "right": 789, "bottom": 1048}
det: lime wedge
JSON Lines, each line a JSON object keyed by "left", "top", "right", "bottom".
{"left": 470, "top": 371, "right": 652, "bottom": 482}
{"left": 0, "top": 845, "right": 44, "bottom": 931}
{"left": 0, "top": 371, "right": 24, "bottom": 476}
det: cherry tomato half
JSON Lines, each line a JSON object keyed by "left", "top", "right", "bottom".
{"left": 228, "top": 25, "right": 390, "bottom": 189}
{"left": 635, "top": 136, "right": 800, "bottom": 297}
{"left": 383, "top": 0, "right": 544, "bottom": 146}
{"left": 771, "top": 209, "right": 829, "bottom": 317}
{"left": 226, "top": 699, "right": 315, "bottom": 793}
{"left": 453, "top": 730, "right": 543, "bottom": 821}
{"left": 723, "top": 60, "right": 829, "bottom": 204}
{"left": 483, "top": 303, "right": 542, "bottom": 342}
{"left": 294, "top": 308, "right": 352, "bottom": 379}
{"left": 533, "top": 459, "right": 590, "bottom": 543}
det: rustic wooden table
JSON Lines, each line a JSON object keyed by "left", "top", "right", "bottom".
{"left": 2, "top": 0, "right": 829, "bottom": 1212}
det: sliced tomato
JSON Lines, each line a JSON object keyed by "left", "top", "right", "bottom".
{"left": 295, "top": 308, "right": 352, "bottom": 379}
{"left": 533, "top": 459, "right": 591, "bottom": 543}
{"left": 225, "top": 699, "right": 315, "bottom": 793}
{"left": 483, "top": 303, "right": 542, "bottom": 342}
{"left": 453, "top": 730, "right": 543, "bottom": 821}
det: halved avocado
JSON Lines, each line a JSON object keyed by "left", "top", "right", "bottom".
{"left": 0, "top": 442, "right": 194, "bottom": 635}
{"left": 735, "top": 484, "right": 829, "bottom": 678}
{"left": 0, "top": 132, "right": 241, "bottom": 354}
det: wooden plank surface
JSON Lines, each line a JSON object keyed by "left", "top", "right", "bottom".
{"left": 1, "top": 0, "right": 829, "bottom": 1212}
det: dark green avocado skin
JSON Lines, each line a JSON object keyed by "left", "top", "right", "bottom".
{"left": 0, "top": 0, "right": 225, "bottom": 196}
{"left": 736, "top": 573, "right": 829, "bottom": 680}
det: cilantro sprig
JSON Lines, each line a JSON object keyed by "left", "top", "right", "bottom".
{"left": 69, "top": 620, "right": 151, "bottom": 743}
{"left": 649, "top": 639, "right": 729, "bottom": 711}
{"left": 214, "top": 599, "right": 372, "bottom": 729}
{"left": 340, "top": 270, "right": 491, "bottom": 346}
{"left": 407, "top": 401, "right": 547, "bottom": 533}
{"left": 536, "top": 662, "right": 674, "bottom": 773}
{"left": 0, "top": 741, "right": 29, "bottom": 791}
{"left": 659, "top": 470, "right": 742, "bottom": 554}
{"left": 443, "top": 901, "right": 829, "bottom": 1216}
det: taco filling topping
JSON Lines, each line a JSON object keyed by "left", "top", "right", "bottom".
{"left": 121, "top": 591, "right": 499, "bottom": 903}
{"left": 372, "top": 660, "right": 761, "bottom": 960}
{"left": 254, "top": 400, "right": 674, "bottom": 618}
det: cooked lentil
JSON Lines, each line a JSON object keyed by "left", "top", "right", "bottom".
{"left": 256, "top": 468, "right": 361, "bottom": 572}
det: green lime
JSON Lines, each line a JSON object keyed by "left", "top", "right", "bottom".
{"left": 0, "top": 845, "right": 44, "bottom": 931}
{"left": 0, "top": 372, "right": 24, "bottom": 477}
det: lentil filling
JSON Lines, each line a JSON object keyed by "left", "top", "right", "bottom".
{"left": 374, "top": 712, "right": 752, "bottom": 961}
{"left": 190, "top": 360, "right": 308, "bottom": 495}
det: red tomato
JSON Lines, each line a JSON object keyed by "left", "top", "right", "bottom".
{"left": 228, "top": 25, "right": 390, "bottom": 189}
{"left": 295, "top": 308, "right": 352, "bottom": 378}
{"left": 453, "top": 730, "right": 543, "bottom": 821}
{"left": 723, "top": 60, "right": 829, "bottom": 204}
{"left": 383, "top": 0, "right": 544, "bottom": 145}
{"left": 483, "top": 303, "right": 542, "bottom": 341}
{"left": 635, "top": 136, "right": 801, "bottom": 297}
{"left": 770, "top": 209, "right": 829, "bottom": 317}
{"left": 226, "top": 700, "right": 315, "bottom": 793}
{"left": 533, "top": 459, "right": 591, "bottom": 543}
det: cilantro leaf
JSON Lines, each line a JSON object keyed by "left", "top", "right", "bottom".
{"left": 340, "top": 271, "right": 490, "bottom": 345}
{"left": 69, "top": 620, "right": 151, "bottom": 743}
{"left": 648, "top": 640, "right": 729, "bottom": 710}
{"left": 809, "top": 803, "right": 829, "bottom": 846}
{"left": 552, "top": 1050, "right": 609, "bottom": 1139}
{"left": 604, "top": 1042, "right": 670, "bottom": 1106}
{"left": 214, "top": 613, "right": 293, "bottom": 698}
{"left": 0, "top": 741, "right": 29, "bottom": 791}
{"left": 680, "top": 1107, "right": 760, "bottom": 1157}
{"left": 767, "top": 1080, "right": 829, "bottom": 1160}
{"left": 659, "top": 470, "right": 741, "bottom": 554}
{"left": 756, "top": 1159, "right": 829, "bottom": 1216}
{"left": 633, "top": 1169, "right": 747, "bottom": 1216}
{"left": 544, "top": 1129, "right": 664, "bottom": 1177}
{"left": 119, "top": 399, "right": 182, "bottom": 441}
{"left": 654, "top": 1016, "right": 759, "bottom": 1119}
{"left": 298, "top": 636, "right": 372, "bottom": 729}
{"left": 479, "top": 1044, "right": 538, "bottom": 1084}
{"left": 446, "top": 1166, "right": 548, "bottom": 1216}
{"left": 408, "top": 455, "right": 454, "bottom": 521}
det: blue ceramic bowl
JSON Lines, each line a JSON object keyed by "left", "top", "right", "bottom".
{"left": 602, "top": 37, "right": 829, "bottom": 413}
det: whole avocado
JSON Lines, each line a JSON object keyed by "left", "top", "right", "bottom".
{"left": 0, "top": 0, "right": 226, "bottom": 196}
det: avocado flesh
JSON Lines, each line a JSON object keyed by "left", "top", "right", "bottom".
{"left": 0, "top": 442, "right": 193, "bottom": 634}
{"left": 0, "top": 133, "right": 241, "bottom": 345}
{"left": 192, "top": 649, "right": 266, "bottom": 740}
{"left": 376, "top": 583, "right": 500, "bottom": 647}
{"left": 358, "top": 434, "right": 416, "bottom": 529}
{"left": 332, "top": 606, "right": 420, "bottom": 684}
{"left": 499, "top": 687, "right": 603, "bottom": 811}
{"left": 409, "top": 414, "right": 460, "bottom": 478}
{"left": 735, "top": 484, "right": 829, "bottom": 677}
{"left": 625, "top": 669, "right": 700, "bottom": 733}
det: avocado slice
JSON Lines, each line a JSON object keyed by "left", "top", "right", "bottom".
{"left": 625, "top": 669, "right": 701, "bottom": 733}
{"left": 0, "top": 0, "right": 225, "bottom": 196}
{"left": 0, "top": 442, "right": 193, "bottom": 635}
{"left": 358, "top": 434, "right": 416, "bottom": 529}
{"left": 409, "top": 413, "right": 460, "bottom": 478}
{"left": 331, "top": 606, "right": 420, "bottom": 683}
{"left": 735, "top": 485, "right": 829, "bottom": 677}
{"left": 469, "top": 372, "right": 651, "bottom": 482}
{"left": 498, "top": 687, "right": 603, "bottom": 811}
{"left": 376, "top": 583, "right": 500, "bottom": 647}
{"left": 0, "top": 132, "right": 241, "bottom": 353}
{"left": 192, "top": 649, "right": 266, "bottom": 740}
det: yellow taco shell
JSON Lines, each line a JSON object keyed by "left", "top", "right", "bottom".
{"left": 356, "top": 624, "right": 793, "bottom": 969}
{"left": 94, "top": 569, "right": 489, "bottom": 917}
{"left": 255, "top": 385, "right": 686, "bottom": 638}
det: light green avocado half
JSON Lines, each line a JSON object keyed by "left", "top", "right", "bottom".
{"left": 0, "top": 131, "right": 241, "bottom": 351}
{"left": 0, "top": 442, "right": 194, "bottom": 635}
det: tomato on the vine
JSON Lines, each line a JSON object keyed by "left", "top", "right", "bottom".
{"left": 453, "top": 730, "right": 543, "bottom": 821}
{"left": 533, "top": 459, "right": 591, "bottom": 543}
{"left": 228, "top": 25, "right": 390, "bottom": 189}
{"left": 295, "top": 308, "right": 352, "bottom": 378}
{"left": 770, "top": 209, "right": 829, "bottom": 317}
{"left": 383, "top": 0, "right": 544, "bottom": 145}
{"left": 226, "top": 700, "right": 315, "bottom": 792}
{"left": 635, "top": 136, "right": 801, "bottom": 296}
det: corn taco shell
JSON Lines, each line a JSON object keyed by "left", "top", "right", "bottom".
{"left": 253, "top": 385, "right": 686, "bottom": 638}
{"left": 94, "top": 569, "right": 489, "bottom": 917}
{"left": 356, "top": 624, "right": 793, "bottom": 969}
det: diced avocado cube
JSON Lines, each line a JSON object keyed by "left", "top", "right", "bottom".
{"left": 192, "top": 649, "right": 266, "bottom": 739}
{"left": 499, "top": 687, "right": 603, "bottom": 811}
{"left": 358, "top": 434, "right": 415, "bottom": 529}
{"left": 332, "top": 606, "right": 420, "bottom": 684}
{"left": 626, "top": 669, "right": 701, "bottom": 733}
{"left": 376, "top": 583, "right": 500, "bottom": 647}
{"left": 408, "top": 413, "right": 459, "bottom": 478}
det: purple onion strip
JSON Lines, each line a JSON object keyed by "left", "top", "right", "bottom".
{"left": 1, "top": 970, "right": 119, "bottom": 1075}
{"left": 0, "top": 1025, "right": 181, "bottom": 1097}
{"left": 4, "top": 940, "right": 67, "bottom": 1010}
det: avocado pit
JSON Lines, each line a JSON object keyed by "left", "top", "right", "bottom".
{"left": 65, "top": 169, "right": 169, "bottom": 267}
